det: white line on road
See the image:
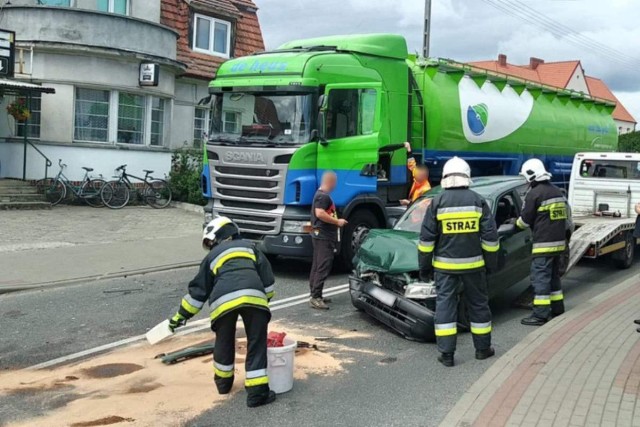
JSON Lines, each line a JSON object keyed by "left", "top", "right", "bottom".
{"left": 28, "top": 283, "right": 351, "bottom": 370}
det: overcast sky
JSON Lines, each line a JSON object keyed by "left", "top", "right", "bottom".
{"left": 253, "top": 0, "right": 640, "bottom": 123}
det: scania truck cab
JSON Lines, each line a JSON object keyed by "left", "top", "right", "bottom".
{"left": 203, "top": 34, "right": 416, "bottom": 265}
{"left": 202, "top": 33, "right": 617, "bottom": 266}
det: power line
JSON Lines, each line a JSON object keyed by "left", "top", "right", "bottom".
{"left": 478, "top": 0, "right": 640, "bottom": 71}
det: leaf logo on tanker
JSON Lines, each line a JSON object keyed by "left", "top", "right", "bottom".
{"left": 467, "top": 103, "right": 489, "bottom": 136}
{"left": 458, "top": 76, "right": 534, "bottom": 143}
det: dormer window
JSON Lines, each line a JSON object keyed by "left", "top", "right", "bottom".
{"left": 193, "top": 13, "right": 231, "bottom": 58}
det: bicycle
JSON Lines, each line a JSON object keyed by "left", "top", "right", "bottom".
{"left": 38, "top": 159, "right": 107, "bottom": 207}
{"left": 101, "top": 164, "right": 172, "bottom": 209}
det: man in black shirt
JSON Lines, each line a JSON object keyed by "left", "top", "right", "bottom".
{"left": 309, "top": 171, "right": 347, "bottom": 310}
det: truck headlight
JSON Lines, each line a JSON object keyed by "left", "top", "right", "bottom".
{"left": 282, "top": 220, "right": 311, "bottom": 233}
{"left": 404, "top": 281, "right": 436, "bottom": 300}
{"left": 203, "top": 212, "right": 214, "bottom": 225}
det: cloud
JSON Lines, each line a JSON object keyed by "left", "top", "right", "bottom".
{"left": 253, "top": 0, "right": 639, "bottom": 122}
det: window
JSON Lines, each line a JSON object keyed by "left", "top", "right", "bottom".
{"left": 150, "top": 97, "right": 165, "bottom": 146}
{"left": 74, "top": 88, "right": 168, "bottom": 146}
{"left": 74, "top": 88, "right": 110, "bottom": 142}
{"left": 97, "top": 0, "right": 128, "bottom": 14}
{"left": 118, "top": 93, "right": 145, "bottom": 145}
{"left": 325, "top": 88, "right": 377, "bottom": 140}
{"left": 222, "top": 111, "right": 240, "bottom": 133}
{"left": 194, "top": 107, "right": 210, "bottom": 144}
{"left": 193, "top": 14, "right": 231, "bottom": 57}
{"left": 40, "top": 0, "right": 71, "bottom": 5}
{"left": 15, "top": 94, "right": 41, "bottom": 139}
{"left": 579, "top": 159, "right": 640, "bottom": 180}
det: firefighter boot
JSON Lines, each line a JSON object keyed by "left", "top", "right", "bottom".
{"left": 247, "top": 385, "right": 276, "bottom": 408}
{"left": 521, "top": 315, "right": 550, "bottom": 326}
{"left": 438, "top": 352, "right": 455, "bottom": 367}
{"left": 476, "top": 347, "right": 495, "bottom": 360}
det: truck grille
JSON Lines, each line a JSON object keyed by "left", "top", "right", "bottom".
{"left": 208, "top": 145, "right": 296, "bottom": 236}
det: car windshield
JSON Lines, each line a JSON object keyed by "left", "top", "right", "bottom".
{"left": 395, "top": 186, "right": 494, "bottom": 233}
{"left": 210, "top": 92, "right": 314, "bottom": 145}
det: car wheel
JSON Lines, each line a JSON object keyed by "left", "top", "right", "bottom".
{"left": 338, "top": 210, "right": 381, "bottom": 270}
{"left": 613, "top": 231, "right": 635, "bottom": 269}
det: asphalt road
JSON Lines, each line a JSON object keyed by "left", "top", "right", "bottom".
{"left": 1, "top": 256, "right": 639, "bottom": 427}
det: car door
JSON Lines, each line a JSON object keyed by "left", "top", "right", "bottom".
{"left": 487, "top": 189, "right": 533, "bottom": 297}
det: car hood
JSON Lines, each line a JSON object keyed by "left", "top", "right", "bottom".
{"left": 356, "top": 229, "right": 419, "bottom": 275}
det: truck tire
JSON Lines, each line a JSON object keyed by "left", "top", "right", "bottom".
{"left": 338, "top": 209, "right": 381, "bottom": 270}
{"left": 613, "top": 231, "right": 635, "bottom": 270}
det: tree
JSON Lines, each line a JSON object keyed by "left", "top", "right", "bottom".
{"left": 619, "top": 131, "right": 640, "bottom": 152}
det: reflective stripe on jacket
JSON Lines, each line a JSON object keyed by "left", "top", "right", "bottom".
{"left": 418, "top": 187, "right": 500, "bottom": 275}
{"left": 517, "top": 181, "right": 570, "bottom": 257}
{"left": 176, "top": 239, "right": 275, "bottom": 323}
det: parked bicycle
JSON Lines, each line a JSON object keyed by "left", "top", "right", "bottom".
{"left": 37, "top": 159, "right": 107, "bottom": 207}
{"left": 101, "top": 164, "right": 172, "bottom": 209}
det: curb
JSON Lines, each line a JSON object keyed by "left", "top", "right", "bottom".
{"left": 439, "top": 274, "right": 640, "bottom": 427}
{"left": 0, "top": 260, "right": 200, "bottom": 295}
{"left": 170, "top": 201, "right": 204, "bottom": 215}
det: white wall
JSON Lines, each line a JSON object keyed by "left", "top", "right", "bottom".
{"left": 0, "top": 141, "right": 171, "bottom": 181}
{"left": 616, "top": 120, "right": 637, "bottom": 135}
{"left": 172, "top": 80, "right": 211, "bottom": 149}
{"left": 565, "top": 65, "right": 590, "bottom": 94}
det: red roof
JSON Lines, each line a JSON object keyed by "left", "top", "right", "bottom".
{"left": 585, "top": 76, "right": 637, "bottom": 124}
{"left": 161, "top": 0, "right": 265, "bottom": 80}
{"left": 470, "top": 56, "right": 636, "bottom": 124}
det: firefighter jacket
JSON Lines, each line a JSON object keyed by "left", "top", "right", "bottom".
{"left": 175, "top": 239, "right": 275, "bottom": 323}
{"left": 516, "top": 181, "right": 570, "bottom": 257}
{"left": 418, "top": 187, "right": 500, "bottom": 275}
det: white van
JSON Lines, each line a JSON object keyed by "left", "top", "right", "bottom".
{"left": 567, "top": 152, "right": 640, "bottom": 270}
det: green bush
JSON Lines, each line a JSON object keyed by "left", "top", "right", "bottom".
{"left": 170, "top": 147, "right": 206, "bottom": 206}
{"left": 619, "top": 131, "right": 640, "bottom": 152}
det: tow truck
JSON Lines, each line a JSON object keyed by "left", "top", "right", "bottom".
{"left": 567, "top": 152, "right": 640, "bottom": 272}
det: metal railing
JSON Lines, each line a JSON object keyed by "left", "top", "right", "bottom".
{"left": 24, "top": 139, "right": 52, "bottom": 180}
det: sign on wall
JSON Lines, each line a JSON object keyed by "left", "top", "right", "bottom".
{"left": 139, "top": 63, "right": 159, "bottom": 87}
{"left": 0, "top": 29, "right": 15, "bottom": 78}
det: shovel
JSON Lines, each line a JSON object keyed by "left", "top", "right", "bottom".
{"left": 146, "top": 319, "right": 174, "bottom": 345}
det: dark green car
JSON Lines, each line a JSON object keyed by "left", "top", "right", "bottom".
{"left": 349, "top": 176, "right": 532, "bottom": 342}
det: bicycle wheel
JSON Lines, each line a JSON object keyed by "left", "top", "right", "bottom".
{"left": 44, "top": 179, "right": 66, "bottom": 206}
{"left": 101, "top": 180, "right": 130, "bottom": 209}
{"left": 144, "top": 179, "right": 172, "bottom": 209}
{"left": 81, "top": 179, "right": 107, "bottom": 208}
{"left": 36, "top": 178, "right": 54, "bottom": 194}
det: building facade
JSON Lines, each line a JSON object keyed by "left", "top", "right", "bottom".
{"left": 471, "top": 54, "right": 637, "bottom": 135}
{"left": 0, "top": 0, "right": 264, "bottom": 180}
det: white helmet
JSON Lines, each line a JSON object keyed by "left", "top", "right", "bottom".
{"left": 441, "top": 156, "right": 471, "bottom": 189}
{"left": 520, "top": 158, "right": 551, "bottom": 182}
{"left": 202, "top": 216, "right": 240, "bottom": 251}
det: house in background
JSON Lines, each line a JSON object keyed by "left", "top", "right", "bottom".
{"left": 0, "top": 0, "right": 264, "bottom": 181}
{"left": 470, "top": 54, "right": 637, "bottom": 135}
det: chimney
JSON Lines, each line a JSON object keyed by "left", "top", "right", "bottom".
{"left": 498, "top": 54, "right": 507, "bottom": 67}
{"left": 530, "top": 57, "right": 545, "bottom": 70}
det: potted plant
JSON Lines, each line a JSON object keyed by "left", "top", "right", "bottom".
{"left": 7, "top": 98, "right": 31, "bottom": 122}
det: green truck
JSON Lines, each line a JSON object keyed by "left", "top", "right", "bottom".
{"left": 202, "top": 33, "right": 617, "bottom": 266}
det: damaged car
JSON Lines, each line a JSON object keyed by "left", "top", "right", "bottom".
{"left": 349, "top": 176, "right": 532, "bottom": 342}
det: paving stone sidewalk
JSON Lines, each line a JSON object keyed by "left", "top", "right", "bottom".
{"left": 441, "top": 275, "right": 640, "bottom": 427}
{"left": 0, "top": 206, "right": 203, "bottom": 292}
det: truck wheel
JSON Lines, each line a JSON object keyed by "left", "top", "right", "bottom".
{"left": 338, "top": 210, "right": 381, "bottom": 270}
{"left": 613, "top": 232, "right": 635, "bottom": 270}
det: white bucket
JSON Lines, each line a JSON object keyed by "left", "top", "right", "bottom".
{"left": 266, "top": 337, "right": 296, "bottom": 394}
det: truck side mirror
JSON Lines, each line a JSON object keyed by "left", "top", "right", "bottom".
{"left": 317, "top": 94, "right": 328, "bottom": 145}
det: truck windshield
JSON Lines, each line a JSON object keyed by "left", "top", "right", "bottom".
{"left": 210, "top": 92, "right": 314, "bottom": 145}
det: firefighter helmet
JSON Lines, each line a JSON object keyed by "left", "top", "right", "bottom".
{"left": 202, "top": 216, "right": 240, "bottom": 250}
{"left": 441, "top": 157, "right": 471, "bottom": 189}
{"left": 520, "top": 158, "right": 551, "bottom": 182}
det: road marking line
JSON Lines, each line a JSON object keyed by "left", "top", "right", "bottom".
{"left": 28, "top": 284, "right": 351, "bottom": 370}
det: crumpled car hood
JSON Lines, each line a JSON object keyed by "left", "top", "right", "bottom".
{"left": 355, "top": 229, "right": 420, "bottom": 275}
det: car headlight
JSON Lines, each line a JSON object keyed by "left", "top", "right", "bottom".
{"left": 282, "top": 220, "right": 311, "bottom": 233}
{"left": 404, "top": 281, "right": 436, "bottom": 300}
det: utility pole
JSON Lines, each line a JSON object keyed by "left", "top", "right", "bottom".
{"left": 422, "top": 0, "right": 432, "bottom": 58}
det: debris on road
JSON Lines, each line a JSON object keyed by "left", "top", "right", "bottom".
{"left": 155, "top": 342, "right": 215, "bottom": 365}
{"left": 102, "top": 288, "right": 143, "bottom": 295}
{"left": 0, "top": 322, "right": 352, "bottom": 426}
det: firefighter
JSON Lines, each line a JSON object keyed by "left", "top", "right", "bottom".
{"left": 517, "top": 158, "right": 571, "bottom": 326}
{"left": 418, "top": 157, "right": 499, "bottom": 367}
{"left": 167, "top": 217, "right": 277, "bottom": 408}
